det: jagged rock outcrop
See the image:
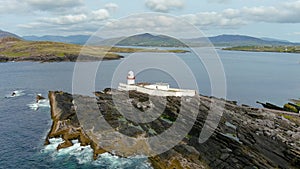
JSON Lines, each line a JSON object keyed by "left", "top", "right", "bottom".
{"left": 46, "top": 90, "right": 300, "bottom": 169}
{"left": 45, "top": 91, "right": 107, "bottom": 159}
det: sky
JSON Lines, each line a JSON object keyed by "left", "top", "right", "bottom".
{"left": 1, "top": 0, "right": 300, "bottom": 42}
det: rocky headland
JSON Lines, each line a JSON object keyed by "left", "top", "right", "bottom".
{"left": 45, "top": 90, "right": 300, "bottom": 169}
{"left": 0, "top": 37, "right": 123, "bottom": 62}
{"left": 0, "top": 37, "right": 188, "bottom": 62}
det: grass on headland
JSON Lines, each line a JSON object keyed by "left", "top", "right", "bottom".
{"left": 282, "top": 114, "right": 300, "bottom": 125}
{"left": 0, "top": 37, "right": 189, "bottom": 61}
{"left": 0, "top": 37, "right": 115, "bottom": 59}
{"left": 291, "top": 99, "right": 300, "bottom": 106}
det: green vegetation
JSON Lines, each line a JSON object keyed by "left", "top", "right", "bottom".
{"left": 282, "top": 114, "right": 300, "bottom": 125}
{"left": 290, "top": 99, "right": 300, "bottom": 106}
{"left": 224, "top": 46, "right": 300, "bottom": 53}
{"left": 160, "top": 114, "right": 176, "bottom": 122}
{"left": 0, "top": 37, "right": 189, "bottom": 62}
{"left": 283, "top": 104, "right": 299, "bottom": 113}
{"left": 185, "top": 134, "right": 192, "bottom": 139}
{"left": 166, "top": 49, "right": 189, "bottom": 53}
{"left": 0, "top": 37, "right": 119, "bottom": 59}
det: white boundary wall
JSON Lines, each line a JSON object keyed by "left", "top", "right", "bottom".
{"left": 118, "top": 83, "right": 196, "bottom": 97}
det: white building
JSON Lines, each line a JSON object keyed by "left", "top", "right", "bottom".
{"left": 127, "top": 71, "right": 135, "bottom": 85}
{"left": 118, "top": 71, "right": 197, "bottom": 97}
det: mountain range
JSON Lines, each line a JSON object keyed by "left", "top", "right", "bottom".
{"left": 22, "top": 35, "right": 103, "bottom": 45}
{"left": 1, "top": 29, "right": 299, "bottom": 47}
{"left": 0, "top": 29, "right": 20, "bottom": 39}
{"left": 23, "top": 33, "right": 300, "bottom": 47}
{"left": 183, "top": 34, "right": 300, "bottom": 47}
{"left": 115, "top": 33, "right": 187, "bottom": 47}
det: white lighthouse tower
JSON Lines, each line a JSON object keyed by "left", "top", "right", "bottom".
{"left": 127, "top": 71, "right": 135, "bottom": 85}
{"left": 118, "top": 70, "right": 196, "bottom": 96}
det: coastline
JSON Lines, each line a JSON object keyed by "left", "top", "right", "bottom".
{"left": 0, "top": 37, "right": 189, "bottom": 63}
{"left": 223, "top": 46, "right": 300, "bottom": 54}
{"left": 45, "top": 90, "right": 300, "bottom": 169}
{"left": 0, "top": 54, "right": 124, "bottom": 63}
{"left": 0, "top": 48, "right": 189, "bottom": 63}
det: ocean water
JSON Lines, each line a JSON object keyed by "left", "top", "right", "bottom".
{"left": 0, "top": 49, "right": 300, "bottom": 168}
{"left": 0, "top": 62, "right": 152, "bottom": 169}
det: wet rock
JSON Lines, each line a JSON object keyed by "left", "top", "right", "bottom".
{"left": 36, "top": 94, "right": 45, "bottom": 103}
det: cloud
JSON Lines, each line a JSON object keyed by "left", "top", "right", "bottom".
{"left": 0, "top": 0, "right": 27, "bottom": 13}
{"left": 104, "top": 3, "right": 119, "bottom": 12}
{"left": 0, "top": 0, "right": 84, "bottom": 14}
{"left": 92, "top": 9, "right": 110, "bottom": 20}
{"left": 181, "top": 10, "right": 246, "bottom": 29}
{"left": 23, "top": 0, "right": 83, "bottom": 11}
{"left": 2, "top": 1, "right": 115, "bottom": 36}
{"left": 240, "top": 4, "right": 300, "bottom": 23}
{"left": 18, "top": 19, "right": 108, "bottom": 35}
{"left": 40, "top": 14, "right": 88, "bottom": 25}
{"left": 181, "top": 1, "right": 300, "bottom": 30}
{"left": 24, "top": 8, "right": 110, "bottom": 26}
{"left": 18, "top": 8, "right": 111, "bottom": 35}
{"left": 14, "top": 1, "right": 300, "bottom": 36}
{"left": 145, "top": 0, "right": 184, "bottom": 12}
{"left": 100, "top": 14, "right": 203, "bottom": 39}
{"left": 292, "top": 32, "right": 300, "bottom": 35}
{"left": 207, "top": 0, "right": 231, "bottom": 4}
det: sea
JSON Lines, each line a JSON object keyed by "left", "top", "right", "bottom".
{"left": 0, "top": 48, "right": 300, "bottom": 168}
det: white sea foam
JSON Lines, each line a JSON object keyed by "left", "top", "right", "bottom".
{"left": 27, "top": 99, "right": 50, "bottom": 110}
{"left": 41, "top": 138, "right": 64, "bottom": 153}
{"left": 41, "top": 138, "right": 153, "bottom": 168}
{"left": 5, "top": 90, "right": 25, "bottom": 98}
{"left": 93, "top": 153, "right": 153, "bottom": 169}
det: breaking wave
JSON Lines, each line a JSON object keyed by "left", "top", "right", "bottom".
{"left": 27, "top": 99, "right": 50, "bottom": 111}
{"left": 41, "top": 138, "right": 153, "bottom": 169}
{"left": 5, "top": 90, "right": 25, "bottom": 98}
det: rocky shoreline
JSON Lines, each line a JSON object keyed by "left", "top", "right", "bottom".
{"left": 45, "top": 90, "right": 300, "bottom": 169}
{"left": 0, "top": 36, "right": 189, "bottom": 63}
{"left": 0, "top": 54, "right": 123, "bottom": 62}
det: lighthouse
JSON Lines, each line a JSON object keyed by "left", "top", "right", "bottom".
{"left": 118, "top": 70, "right": 196, "bottom": 96}
{"left": 127, "top": 71, "right": 135, "bottom": 85}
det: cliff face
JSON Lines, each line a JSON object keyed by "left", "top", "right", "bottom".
{"left": 46, "top": 90, "right": 300, "bottom": 169}
{"left": 46, "top": 91, "right": 107, "bottom": 159}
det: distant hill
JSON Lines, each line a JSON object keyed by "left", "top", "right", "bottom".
{"left": 23, "top": 35, "right": 103, "bottom": 45}
{"left": 0, "top": 30, "right": 21, "bottom": 39}
{"left": 101, "top": 34, "right": 300, "bottom": 47}
{"left": 115, "top": 33, "right": 187, "bottom": 47}
{"left": 184, "top": 34, "right": 300, "bottom": 47}
{"left": 209, "top": 35, "right": 267, "bottom": 46}
{"left": 17, "top": 32, "right": 300, "bottom": 47}
{"left": 260, "top": 37, "right": 290, "bottom": 43}
{"left": 23, "top": 33, "right": 188, "bottom": 47}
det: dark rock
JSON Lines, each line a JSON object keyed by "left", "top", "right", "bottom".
{"left": 36, "top": 94, "right": 45, "bottom": 103}
{"left": 0, "top": 55, "right": 9, "bottom": 62}
{"left": 220, "top": 153, "right": 230, "bottom": 160}
{"left": 46, "top": 90, "right": 300, "bottom": 169}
